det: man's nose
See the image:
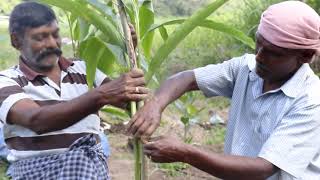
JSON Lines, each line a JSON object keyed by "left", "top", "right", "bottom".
{"left": 45, "top": 35, "right": 58, "bottom": 49}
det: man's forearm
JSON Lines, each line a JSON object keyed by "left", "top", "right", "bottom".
{"left": 182, "top": 145, "right": 277, "bottom": 180}
{"left": 9, "top": 89, "right": 104, "bottom": 134}
{"left": 154, "top": 70, "right": 198, "bottom": 112}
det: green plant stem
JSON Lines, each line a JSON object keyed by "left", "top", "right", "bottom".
{"left": 117, "top": 0, "right": 146, "bottom": 179}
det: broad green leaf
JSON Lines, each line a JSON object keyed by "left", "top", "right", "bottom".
{"left": 145, "top": 0, "right": 230, "bottom": 82}
{"left": 72, "top": 18, "right": 89, "bottom": 41}
{"left": 186, "top": 104, "right": 198, "bottom": 117}
{"left": 39, "top": 0, "right": 124, "bottom": 48}
{"left": 69, "top": 13, "right": 78, "bottom": 25}
{"left": 78, "top": 18, "right": 91, "bottom": 42}
{"left": 87, "top": 0, "right": 112, "bottom": 16}
{"left": 79, "top": 37, "right": 117, "bottom": 88}
{"left": 180, "top": 116, "right": 190, "bottom": 126}
{"left": 139, "top": 0, "right": 154, "bottom": 58}
{"left": 87, "top": 0, "right": 119, "bottom": 28}
{"left": 124, "top": 2, "right": 135, "bottom": 25}
{"left": 146, "top": 19, "right": 255, "bottom": 49}
{"left": 158, "top": 26, "right": 168, "bottom": 41}
{"left": 80, "top": 37, "right": 102, "bottom": 88}
{"left": 101, "top": 106, "right": 130, "bottom": 119}
{"left": 73, "top": 19, "right": 80, "bottom": 41}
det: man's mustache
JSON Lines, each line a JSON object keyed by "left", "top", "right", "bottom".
{"left": 35, "top": 48, "right": 62, "bottom": 62}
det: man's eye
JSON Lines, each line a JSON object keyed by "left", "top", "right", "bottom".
{"left": 34, "top": 36, "right": 43, "bottom": 41}
{"left": 53, "top": 33, "right": 60, "bottom": 39}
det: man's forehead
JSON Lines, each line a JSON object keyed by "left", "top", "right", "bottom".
{"left": 256, "top": 33, "right": 292, "bottom": 53}
{"left": 25, "top": 20, "right": 59, "bottom": 34}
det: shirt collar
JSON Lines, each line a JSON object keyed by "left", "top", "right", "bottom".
{"left": 19, "top": 56, "right": 74, "bottom": 81}
{"left": 247, "top": 55, "right": 312, "bottom": 98}
{"left": 280, "top": 63, "right": 312, "bottom": 98}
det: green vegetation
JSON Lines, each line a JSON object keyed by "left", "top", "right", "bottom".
{"left": 206, "top": 125, "right": 226, "bottom": 145}
{"left": 0, "top": 160, "right": 9, "bottom": 180}
{"left": 158, "top": 162, "right": 188, "bottom": 177}
{"left": 1, "top": 0, "right": 319, "bottom": 178}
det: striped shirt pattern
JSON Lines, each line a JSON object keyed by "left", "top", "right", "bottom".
{"left": 194, "top": 54, "right": 320, "bottom": 180}
{"left": 0, "top": 57, "right": 107, "bottom": 161}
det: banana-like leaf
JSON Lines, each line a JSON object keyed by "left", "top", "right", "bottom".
{"left": 79, "top": 37, "right": 118, "bottom": 88}
{"left": 139, "top": 0, "right": 154, "bottom": 58}
{"left": 145, "top": 0, "right": 230, "bottom": 82}
{"left": 73, "top": 18, "right": 90, "bottom": 42}
{"left": 158, "top": 26, "right": 168, "bottom": 41}
{"left": 39, "top": 0, "right": 124, "bottom": 48}
{"left": 145, "top": 19, "right": 255, "bottom": 49}
{"left": 87, "top": 0, "right": 119, "bottom": 28}
{"left": 101, "top": 106, "right": 130, "bottom": 119}
{"left": 124, "top": 1, "right": 135, "bottom": 25}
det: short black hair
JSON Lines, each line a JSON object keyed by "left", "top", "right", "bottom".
{"left": 9, "top": 2, "right": 56, "bottom": 36}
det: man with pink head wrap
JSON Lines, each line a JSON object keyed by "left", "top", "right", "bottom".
{"left": 127, "top": 1, "right": 320, "bottom": 180}
{"left": 258, "top": 1, "right": 320, "bottom": 55}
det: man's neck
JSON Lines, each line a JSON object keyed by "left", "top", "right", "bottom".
{"left": 262, "top": 81, "right": 283, "bottom": 93}
{"left": 21, "top": 56, "right": 62, "bottom": 87}
{"left": 43, "top": 64, "right": 62, "bottom": 87}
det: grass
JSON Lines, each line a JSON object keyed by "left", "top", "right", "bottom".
{"left": 205, "top": 124, "right": 226, "bottom": 145}
{"left": 0, "top": 160, "right": 9, "bottom": 180}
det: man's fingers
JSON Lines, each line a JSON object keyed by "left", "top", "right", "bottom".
{"left": 128, "top": 94, "right": 149, "bottom": 101}
{"left": 148, "top": 136, "right": 164, "bottom": 142}
{"left": 135, "top": 120, "right": 151, "bottom": 137}
{"left": 130, "top": 77, "right": 146, "bottom": 87}
{"left": 143, "top": 149, "right": 153, "bottom": 156}
{"left": 127, "top": 116, "right": 144, "bottom": 135}
{"left": 144, "top": 142, "right": 157, "bottom": 150}
{"left": 144, "top": 123, "right": 160, "bottom": 137}
{"left": 126, "top": 117, "right": 136, "bottom": 134}
{"left": 130, "top": 68, "right": 144, "bottom": 78}
{"left": 126, "top": 86, "right": 149, "bottom": 95}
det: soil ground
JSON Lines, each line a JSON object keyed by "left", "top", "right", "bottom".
{"left": 107, "top": 108, "right": 228, "bottom": 180}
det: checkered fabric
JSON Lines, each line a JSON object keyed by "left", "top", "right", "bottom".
{"left": 9, "top": 134, "right": 109, "bottom": 180}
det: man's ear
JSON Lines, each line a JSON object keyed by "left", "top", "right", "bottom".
{"left": 10, "top": 33, "right": 21, "bottom": 50}
{"left": 299, "top": 49, "right": 316, "bottom": 64}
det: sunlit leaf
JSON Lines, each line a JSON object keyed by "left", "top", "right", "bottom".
{"left": 145, "top": 0, "right": 230, "bottom": 82}
{"left": 39, "top": 0, "right": 124, "bottom": 47}
{"left": 139, "top": 0, "right": 154, "bottom": 58}
{"left": 101, "top": 105, "right": 130, "bottom": 119}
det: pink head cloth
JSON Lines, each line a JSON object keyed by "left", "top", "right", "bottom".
{"left": 257, "top": 1, "right": 320, "bottom": 55}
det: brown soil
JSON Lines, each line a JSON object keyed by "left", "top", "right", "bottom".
{"left": 106, "top": 108, "right": 227, "bottom": 180}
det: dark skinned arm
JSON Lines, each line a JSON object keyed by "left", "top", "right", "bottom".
{"left": 127, "top": 70, "right": 198, "bottom": 137}
{"left": 144, "top": 135, "right": 278, "bottom": 180}
{"left": 7, "top": 68, "right": 149, "bottom": 134}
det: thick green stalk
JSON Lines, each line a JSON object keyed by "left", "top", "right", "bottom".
{"left": 117, "top": 1, "right": 146, "bottom": 180}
